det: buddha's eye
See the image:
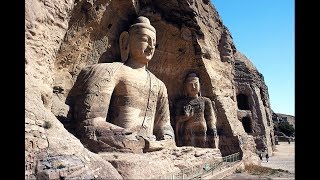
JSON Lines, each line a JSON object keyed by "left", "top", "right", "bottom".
{"left": 141, "top": 36, "right": 148, "bottom": 42}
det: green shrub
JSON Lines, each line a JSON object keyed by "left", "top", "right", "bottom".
{"left": 277, "top": 122, "right": 295, "bottom": 137}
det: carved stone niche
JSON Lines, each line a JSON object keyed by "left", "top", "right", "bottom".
{"left": 66, "top": 16, "right": 176, "bottom": 153}
{"left": 173, "top": 72, "right": 218, "bottom": 149}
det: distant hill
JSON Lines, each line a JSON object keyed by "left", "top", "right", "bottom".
{"left": 272, "top": 112, "right": 295, "bottom": 128}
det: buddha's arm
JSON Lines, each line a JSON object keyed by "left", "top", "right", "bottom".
{"left": 153, "top": 82, "right": 174, "bottom": 140}
{"left": 204, "top": 98, "right": 217, "bottom": 137}
{"left": 174, "top": 100, "right": 191, "bottom": 138}
{"left": 70, "top": 63, "right": 126, "bottom": 132}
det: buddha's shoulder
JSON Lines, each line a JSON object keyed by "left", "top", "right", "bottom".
{"left": 148, "top": 71, "right": 166, "bottom": 86}
{"left": 83, "top": 62, "right": 123, "bottom": 71}
{"left": 199, "top": 96, "right": 212, "bottom": 103}
{"left": 74, "top": 62, "right": 124, "bottom": 84}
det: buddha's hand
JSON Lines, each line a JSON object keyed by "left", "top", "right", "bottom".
{"left": 184, "top": 104, "right": 193, "bottom": 117}
{"left": 88, "top": 117, "right": 133, "bottom": 135}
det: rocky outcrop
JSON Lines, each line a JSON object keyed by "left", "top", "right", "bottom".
{"left": 25, "top": 0, "right": 274, "bottom": 179}
{"left": 100, "top": 147, "right": 222, "bottom": 179}
{"left": 234, "top": 51, "right": 276, "bottom": 155}
{"left": 25, "top": 0, "right": 122, "bottom": 179}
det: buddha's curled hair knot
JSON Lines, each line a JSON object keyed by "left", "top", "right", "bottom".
{"left": 129, "top": 16, "right": 156, "bottom": 33}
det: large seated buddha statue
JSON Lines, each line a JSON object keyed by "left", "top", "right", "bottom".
{"left": 67, "top": 16, "right": 175, "bottom": 153}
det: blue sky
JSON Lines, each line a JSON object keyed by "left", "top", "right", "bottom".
{"left": 211, "top": 0, "right": 295, "bottom": 116}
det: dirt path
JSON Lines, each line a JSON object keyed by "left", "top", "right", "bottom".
{"left": 260, "top": 141, "right": 295, "bottom": 173}
{"left": 224, "top": 141, "right": 295, "bottom": 179}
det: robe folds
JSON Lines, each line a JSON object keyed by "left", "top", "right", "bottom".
{"left": 68, "top": 62, "right": 174, "bottom": 140}
{"left": 175, "top": 96, "right": 216, "bottom": 147}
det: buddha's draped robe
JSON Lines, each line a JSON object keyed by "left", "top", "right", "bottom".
{"left": 68, "top": 62, "right": 174, "bottom": 140}
{"left": 175, "top": 96, "right": 216, "bottom": 147}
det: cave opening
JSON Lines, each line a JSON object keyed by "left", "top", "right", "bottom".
{"left": 242, "top": 116, "right": 252, "bottom": 133}
{"left": 236, "top": 94, "right": 250, "bottom": 110}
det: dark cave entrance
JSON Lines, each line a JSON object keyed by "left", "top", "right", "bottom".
{"left": 242, "top": 117, "right": 252, "bottom": 133}
{"left": 237, "top": 94, "right": 250, "bottom": 110}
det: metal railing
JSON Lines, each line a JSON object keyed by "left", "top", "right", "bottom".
{"left": 155, "top": 152, "right": 241, "bottom": 179}
{"left": 155, "top": 160, "right": 223, "bottom": 179}
{"left": 222, "top": 152, "right": 241, "bottom": 163}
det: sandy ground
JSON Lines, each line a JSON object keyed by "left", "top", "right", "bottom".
{"left": 260, "top": 142, "right": 295, "bottom": 173}
{"left": 224, "top": 141, "right": 295, "bottom": 179}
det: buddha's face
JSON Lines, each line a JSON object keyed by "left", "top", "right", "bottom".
{"left": 186, "top": 78, "right": 200, "bottom": 97}
{"left": 129, "top": 28, "right": 156, "bottom": 65}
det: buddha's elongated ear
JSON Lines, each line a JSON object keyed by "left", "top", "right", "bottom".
{"left": 119, "top": 31, "right": 129, "bottom": 63}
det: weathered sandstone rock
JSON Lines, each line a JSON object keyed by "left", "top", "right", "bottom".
{"left": 25, "top": 0, "right": 274, "bottom": 178}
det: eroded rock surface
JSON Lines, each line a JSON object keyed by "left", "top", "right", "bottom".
{"left": 234, "top": 51, "right": 275, "bottom": 156}
{"left": 100, "top": 146, "right": 222, "bottom": 179}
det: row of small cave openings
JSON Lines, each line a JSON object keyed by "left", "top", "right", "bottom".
{"left": 236, "top": 94, "right": 252, "bottom": 133}
{"left": 236, "top": 90, "right": 271, "bottom": 134}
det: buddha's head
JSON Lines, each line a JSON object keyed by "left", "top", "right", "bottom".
{"left": 120, "top": 16, "right": 156, "bottom": 65}
{"left": 184, "top": 72, "right": 201, "bottom": 98}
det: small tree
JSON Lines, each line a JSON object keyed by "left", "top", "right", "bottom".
{"left": 277, "top": 121, "right": 295, "bottom": 137}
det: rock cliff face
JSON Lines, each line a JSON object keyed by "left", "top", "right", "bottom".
{"left": 25, "top": 0, "right": 273, "bottom": 179}
{"left": 234, "top": 51, "right": 275, "bottom": 155}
